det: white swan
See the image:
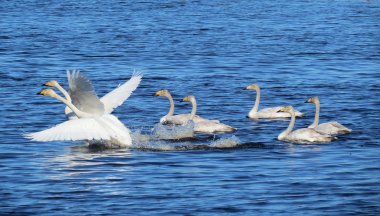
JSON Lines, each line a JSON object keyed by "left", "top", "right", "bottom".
{"left": 306, "top": 97, "right": 352, "bottom": 135}
{"left": 154, "top": 89, "right": 213, "bottom": 124}
{"left": 25, "top": 89, "right": 132, "bottom": 148}
{"left": 277, "top": 106, "right": 335, "bottom": 143}
{"left": 180, "top": 95, "right": 236, "bottom": 134}
{"left": 244, "top": 83, "right": 303, "bottom": 119}
{"left": 43, "top": 70, "right": 142, "bottom": 119}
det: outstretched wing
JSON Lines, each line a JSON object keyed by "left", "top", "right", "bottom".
{"left": 67, "top": 70, "right": 105, "bottom": 115}
{"left": 24, "top": 118, "right": 112, "bottom": 142}
{"left": 100, "top": 72, "right": 142, "bottom": 114}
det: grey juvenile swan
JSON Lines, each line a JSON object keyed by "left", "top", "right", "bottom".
{"left": 244, "top": 83, "right": 303, "bottom": 119}
{"left": 180, "top": 95, "right": 236, "bottom": 134}
{"left": 305, "top": 97, "right": 351, "bottom": 135}
{"left": 154, "top": 89, "right": 213, "bottom": 124}
{"left": 277, "top": 106, "right": 335, "bottom": 143}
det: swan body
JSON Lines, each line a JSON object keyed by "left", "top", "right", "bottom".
{"left": 277, "top": 106, "right": 335, "bottom": 143}
{"left": 44, "top": 70, "right": 142, "bottom": 119}
{"left": 306, "top": 97, "right": 352, "bottom": 135}
{"left": 25, "top": 89, "right": 132, "bottom": 147}
{"left": 244, "top": 83, "right": 303, "bottom": 119}
{"left": 181, "top": 95, "right": 236, "bottom": 134}
{"left": 154, "top": 89, "right": 216, "bottom": 124}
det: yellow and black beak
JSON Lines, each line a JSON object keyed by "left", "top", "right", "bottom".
{"left": 154, "top": 90, "right": 163, "bottom": 96}
{"left": 42, "top": 81, "right": 52, "bottom": 87}
{"left": 37, "top": 89, "right": 47, "bottom": 95}
{"left": 180, "top": 96, "right": 189, "bottom": 102}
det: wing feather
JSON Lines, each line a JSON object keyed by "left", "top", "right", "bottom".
{"left": 100, "top": 72, "right": 142, "bottom": 114}
{"left": 24, "top": 118, "right": 112, "bottom": 142}
{"left": 67, "top": 70, "right": 105, "bottom": 115}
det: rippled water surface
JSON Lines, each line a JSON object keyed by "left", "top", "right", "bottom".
{"left": 1, "top": 0, "right": 380, "bottom": 215}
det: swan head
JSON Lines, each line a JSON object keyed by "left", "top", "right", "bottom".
{"left": 180, "top": 95, "right": 195, "bottom": 103}
{"left": 43, "top": 80, "right": 59, "bottom": 87}
{"left": 277, "top": 106, "right": 294, "bottom": 113}
{"left": 154, "top": 89, "right": 170, "bottom": 97}
{"left": 244, "top": 83, "right": 259, "bottom": 91}
{"left": 305, "top": 96, "right": 319, "bottom": 104}
{"left": 38, "top": 88, "right": 59, "bottom": 98}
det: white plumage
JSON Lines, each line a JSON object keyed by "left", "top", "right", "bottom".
{"left": 26, "top": 71, "right": 139, "bottom": 148}
{"left": 44, "top": 70, "right": 142, "bottom": 119}
{"left": 25, "top": 115, "right": 130, "bottom": 143}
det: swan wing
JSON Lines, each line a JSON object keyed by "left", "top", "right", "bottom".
{"left": 328, "top": 121, "right": 351, "bottom": 131}
{"left": 258, "top": 107, "right": 303, "bottom": 118}
{"left": 67, "top": 70, "right": 105, "bottom": 115}
{"left": 24, "top": 118, "right": 112, "bottom": 142}
{"left": 100, "top": 73, "right": 142, "bottom": 114}
{"left": 162, "top": 114, "right": 214, "bottom": 125}
{"left": 316, "top": 122, "right": 351, "bottom": 135}
{"left": 289, "top": 128, "right": 333, "bottom": 143}
{"left": 194, "top": 120, "right": 235, "bottom": 133}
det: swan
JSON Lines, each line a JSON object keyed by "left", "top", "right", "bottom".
{"left": 154, "top": 89, "right": 214, "bottom": 124}
{"left": 25, "top": 89, "right": 132, "bottom": 148}
{"left": 244, "top": 83, "right": 303, "bottom": 119}
{"left": 277, "top": 106, "right": 335, "bottom": 143}
{"left": 305, "top": 97, "right": 352, "bottom": 135}
{"left": 43, "top": 70, "right": 142, "bottom": 119}
{"left": 180, "top": 95, "right": 236, "bottom": 134}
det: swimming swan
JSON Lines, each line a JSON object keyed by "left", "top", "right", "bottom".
{"left": 244, "top": 83, "right": 303, "bottom": 119}
{"left": 305, "top": 97, "right": 352, "bottom": 135}
{"left": 154, "top": 89, "right": 213, "bottom": 124}
{"left": 277, "top": 106, "right": 335, "bottom": 143}
{"left": 180, "top": 95, "right": 236, "bottom": 133}
{"left": 43, "top": 70, "right": 142, "bottom": 119}
{"left": 25, "top": 89, "right": 132, "bottom": 148}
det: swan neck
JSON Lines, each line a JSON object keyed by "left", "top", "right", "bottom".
{"left": 252, "top": 87, "right": 260, "bottom": 113}
{"left": 165, "top": 93, "right": 175, "bottom": 117}
{"left": 283, "top": 109, "right": 296, "bottom": 136}
{"left": 190, "top": 98, "right": 197, "bottom": 120}
{"left": 56, "top": 83, "right": 71, "bottom": 102}
{"left": 52, "top": 93, "right": 91, "bottom": 118}
{"left": 310, "top": 100, "right": 320, "bottom": 128}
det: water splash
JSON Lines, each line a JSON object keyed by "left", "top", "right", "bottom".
{"left": 151, "top": 121, "right": 195, "bottom": 140}
{"left": 209, "top": 135, "right": 241, "bottom": 148}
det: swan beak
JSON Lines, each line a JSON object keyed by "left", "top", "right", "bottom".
{"left": 304, "top": 100, "right": 309, "bottom": 103}
{"left": 243, "top": 87, "right": 248, "bottom": 90}
{"left": 154, "top": 90, "right": 164, "bottom": 96}
{"left": 42, "top": 81, "right": 54, "bottom": 87}
{"left": 179, "top": 99, "right": 185, "bottom": 102}
{"left": 37, "top": 90, "right": 46, "bottom": 95}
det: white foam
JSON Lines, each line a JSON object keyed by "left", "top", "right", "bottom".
{"left": 209, "top": 135, "right": 241, "bottom": 148}
{"left": 151, "top": 122, "right": 194, "bottom": 140}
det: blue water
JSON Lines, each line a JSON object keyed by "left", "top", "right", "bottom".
{"left": 1, "top": 0, "right": 380, "bottom": 215}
